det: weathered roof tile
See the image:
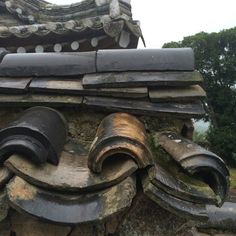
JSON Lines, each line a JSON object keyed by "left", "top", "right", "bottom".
{"left": 96, "top": 48, "right": 195, "bottom": 72}
{"left": 155, "top": 131, "right": 230, "bottom": 204}
{"left": 0, "top": 0, "right": 142, "bottom": 51}
{"left": 83, "top": 96, "right": 205, "bottom": 118}
{"left": 5, "top": 141, "right": 138, "bottom": 192}
{"left": 0, "top": 49, "right": 206, "bottom": 118}
{"left": 7, "top": 175, "right": 136, "bottom": 224}
{"left": 142, "top": 176, "right": 208, "bottom": 221}
{"left": 83, "top": 71, "right": 203, "bottom": 88}
{"left": 88, "top": 113, "right": 153, "bottom": 173}
{"left": 0, "top": 52, "right": 96, "bottom": 76}
{"left": 29, "top": 78, "right": 148, "bottom": 98}
{"left": 147, "top": 165, "right": 218, "bottom": 205}
{"left": 0, "top": 77, "right": 31, "bottom": 93}
{"left": 149, "top": 85, "right": 206, "bottom": 102}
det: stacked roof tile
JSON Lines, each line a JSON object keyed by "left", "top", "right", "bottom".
{"left": 0, "top": 48, "right": 206, "bottom": 118}
{"left": 0, "top": 0, "right": 235, "bottom": 235}
{"left": 0, "top": 111, "right": 232, "bottom": 230}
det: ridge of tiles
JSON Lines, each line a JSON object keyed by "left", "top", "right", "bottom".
{"left": 0, "top": 48, "right": 206, "bottom": 118}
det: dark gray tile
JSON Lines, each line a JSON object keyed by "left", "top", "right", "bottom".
{"left": 83, "top": 96, "right": 206, "bottom": 118}
{"left": 83, "top": 71, "right": 203, "bottom": 88}
{"left": 97, "top": 48, "right": 195, "bottom": 72}
{"left": 5, "top": 141, "right": 138, "bottom": 192}
{"left": 7, "top": 175, "right": 136, "bottom": 224}
{"left": 0, "top": 52, "right": 96, "bottom": 77}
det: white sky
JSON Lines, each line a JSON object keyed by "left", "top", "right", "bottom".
{"left": 48, "top": 0, "right": 236, "bottom": 48}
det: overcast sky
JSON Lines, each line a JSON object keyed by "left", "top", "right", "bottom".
{"left": 49, "top": 0, "right": 236, "bottom": 48}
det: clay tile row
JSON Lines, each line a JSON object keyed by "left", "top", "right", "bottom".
{"left": 0, "top": 49, "right": 206, "bottom": 118}
{"left": 0, "top": 48, "right": 195, "bottom": 76}
{"left": 0, "top": 111, "right": 232, "bottom": 227}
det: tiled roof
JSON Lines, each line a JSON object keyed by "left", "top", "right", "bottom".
{"left": 0, "top": 47, "right": 233, "bottom": 233}
{"left": 0, "top": 0, "right": 142, "bottom": 52}
{"left": 3, "top": 0, "right": 132, "bottom": 24}
{"left": 0, "top": 48, "right": 206, "bottom": 118}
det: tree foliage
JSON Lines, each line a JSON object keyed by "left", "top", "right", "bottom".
{"left": 163, "top": 28, "right": 236, "bottom": 165}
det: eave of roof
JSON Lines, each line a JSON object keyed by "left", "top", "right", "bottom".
{"left": 0, "top": 16, "right": 141, "bottom": 39}
{"left": 3, "top": 0, "right": 132, "bottom": 24}
{"left": 0, "top": 0, "right": 142, "bottom": 51}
